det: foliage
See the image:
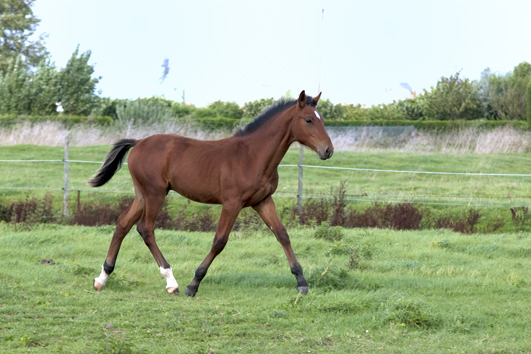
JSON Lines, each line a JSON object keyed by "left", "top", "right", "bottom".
{"left": 0, "top": 46, "right": 100, "bottom": 116}
{"left": 477, "top": 62, "right": 531, "bottom": 121}
{"left": 526, "top": 77, "right": 531, "bottom": 124}
{"left": 315, "top": 98, "right": 346, "bottom": 120}
{"left": 197, "top": 100, "right": 243, "bottom": 120}
{"left": 313, "top": 222, "right": 344, "bottom": 241}
{"left": 422, "top": 71, "right": 482, "bottom": 120}
{"left": 59, "top": 45, "right": 100, "bottom": 116}
{"left": 367, "top": 102, "right": 409, "bottom": 121}
{"left": 344, "top": 103, "right": 369, "bottom": 120}
{"left": 242, "top": 97, "right": 275, "bottom": 120}
{"left": 0, "top": 0, "right": 48, "bottom": 75}
{"left": 116, "top": 97, "right": 174, "bottom": 125}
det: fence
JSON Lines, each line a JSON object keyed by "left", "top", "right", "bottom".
{"left": 1, "top": 139, "right": 531, "bottom": 219}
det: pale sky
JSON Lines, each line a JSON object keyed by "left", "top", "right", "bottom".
{"left": 33, "top": 0, "right": 531, "bottom": 107}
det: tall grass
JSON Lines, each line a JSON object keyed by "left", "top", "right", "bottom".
{"left": 0, "top": 120, "right": 229, "bottom": 146}
{"left": 0, "top": 121, "right": 530, "bottom": 153}
{"left": 328, "top": 125, "right": 531, "bottom": 153}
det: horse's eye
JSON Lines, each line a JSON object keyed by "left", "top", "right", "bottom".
{"left": 305, "top": 118, "right": 312, "bottom": 124}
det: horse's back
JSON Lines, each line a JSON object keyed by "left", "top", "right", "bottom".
{"left": 127, "top": 134, "right": 231, "bottom": 203}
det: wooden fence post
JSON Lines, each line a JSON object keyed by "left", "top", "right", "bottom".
{"left": 63, "top": 137, "right": 69, "bottom": 218}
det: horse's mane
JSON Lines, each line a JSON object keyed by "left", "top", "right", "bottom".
{"left": 234, "top": 95, "right": 316, "bottom": 137}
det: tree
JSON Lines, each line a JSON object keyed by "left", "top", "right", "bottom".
{"left": 423, "top": 72, "right": 482, "bottom": 120}
{"left": 0, "top": 0, "right": 48, "bottom": 75}
{"left": 59, "top": 45, "right": 100, "bottom": 115}
{"left": 478, "top": 62, "right": 531, "bottom": 120}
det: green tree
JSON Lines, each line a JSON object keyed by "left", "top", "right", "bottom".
{"left": 0, "top": 0, "right": 48, "bottom": 75}
{"left": 477, "top": 62, "right": 531, "bottom": 120}
{"left": 423, "top": 72, "right": 481, "bottom": 120}
{"left": 242, "top": 97, "right": 275, "bottom": 120}
{"left": 315, "top": 98, "right": 346, "bottom": 121}
{"left": 59, "top": 45, "right": 100, "bottom": 115}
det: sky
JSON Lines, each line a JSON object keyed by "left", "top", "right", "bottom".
{"left": 33, "top": 0, "right": 531, "bottom": 107}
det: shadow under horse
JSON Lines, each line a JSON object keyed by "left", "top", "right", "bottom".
{"left": 89, "top": 90, "right": 334, "bottom": 296}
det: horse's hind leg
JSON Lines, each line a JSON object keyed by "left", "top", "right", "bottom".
{"left": 94, "top": 195, "right": 144, "bottom": 291}
{"left": 136, "top": 193, "right": 179, "bottom": 295}
{"left": 252, "top": 196, "right": 309, "bottom": 294}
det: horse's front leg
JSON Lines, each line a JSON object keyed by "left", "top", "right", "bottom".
{"left": 185, "top": 201, "right": 241, "bottom": 297}
{"left": 252, "top": 196, "right": 309, "bottom": 294}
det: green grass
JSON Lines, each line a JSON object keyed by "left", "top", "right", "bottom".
{"left": 1, "top": 144, "right": 531, "bottom": 205}
{"left": 1, "top": 223, "right": 531, "bottom": 353}
{"left": 1, "top": 144, "right": 530, "bottom": 233}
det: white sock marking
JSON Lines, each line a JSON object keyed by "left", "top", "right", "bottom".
{"left": 95, "top": 265, "right": 109, "bottom": 286}
{"left": 160, "top": 267, "right": 178, "bottom": 289}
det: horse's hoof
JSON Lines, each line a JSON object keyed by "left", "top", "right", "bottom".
{"left": 93, "top": 280, "right": 104, "bottom": 291}
{"left": 297, "top": 286, "right": 309, "bottom": 295}
{"left": 167, "top": 287, "right": 179, "bottom": 295}
{"left": 184, "top": 286, "right": 196, "bottom": 297}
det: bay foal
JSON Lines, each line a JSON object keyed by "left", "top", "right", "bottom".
{"left": 89, "top": 90, "right": 333, "bottom": 296}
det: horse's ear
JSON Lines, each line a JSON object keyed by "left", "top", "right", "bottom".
{"left": 313, "top": 92, "right": 322, "bottom": 106}
{"left": 298, "top": 90, "right": 306, "bottom": 108}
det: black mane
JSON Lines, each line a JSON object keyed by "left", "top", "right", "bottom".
{"left": 234, "top": 95, "right": 316, "bottom": 137}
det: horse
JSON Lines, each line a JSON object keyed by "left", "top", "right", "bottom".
{"left": 89, "top": 90, "right": 333, "bottom": 297}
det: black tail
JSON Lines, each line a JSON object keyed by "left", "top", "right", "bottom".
{"left": 88, "top": 139, "right": 137, "bottom": 187}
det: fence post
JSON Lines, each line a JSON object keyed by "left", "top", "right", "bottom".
{"left": 63, "top": 137, "right": 69, "bottom": 218}
{"left": 297, "top": 144, "right": 304, "bottom": 224}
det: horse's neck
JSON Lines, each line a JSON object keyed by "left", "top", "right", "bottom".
{"left": 243, "top": 108, "right": 295, "bottom": 175}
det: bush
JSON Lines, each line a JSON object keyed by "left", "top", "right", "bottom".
{"left": 313, "top": 222, "right": 344, "bottom": 242}
{"left": 422, "top": 71, "right": 482, "bottom": 120}
{"left": 0, "top": 193, "right": 55, "bottom": 226}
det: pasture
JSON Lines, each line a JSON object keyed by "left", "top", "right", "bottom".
{"left": 1, "top": 144, "right": 531, "bottom": 233}
{"left": 1, "top": 143, "right": 531, "bottom": 352}
{"left": 1, "top": 223, "right": 531, "bottom": 353}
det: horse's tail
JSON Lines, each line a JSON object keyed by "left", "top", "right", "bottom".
{"left": 88, "top": 139, "right": 137, "bottom": 187}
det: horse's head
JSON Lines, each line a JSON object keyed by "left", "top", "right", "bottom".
{"left": 291, "top": 90, "right": 334, "bottom": 160}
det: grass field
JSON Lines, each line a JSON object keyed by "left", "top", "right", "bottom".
{"left": 1, "top": 223, "right": 530, "bottom": 353}
{"left": 1, "top": 144, "right": 531, "bottom": 232}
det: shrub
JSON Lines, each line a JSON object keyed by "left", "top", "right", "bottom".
{"left": 422, "top": 71, "right": 482, "bottom": 120}
{"left": 0, "top": 193, "right": 55, "bottom": 226}
{"left": 346, "top": 203, "right": 422, "bottom": 230}
{"left": 434, "top": 209, "right": 481, "bottom": 234}
{"left": 313, "top": 222, "right": 344, "bottom": 242}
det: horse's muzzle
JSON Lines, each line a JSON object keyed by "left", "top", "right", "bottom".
{"left": 318, "top": 146, "right": 334, "bottom": 160}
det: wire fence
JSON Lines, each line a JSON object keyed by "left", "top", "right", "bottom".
{"left": 1, "top": 139, "right": 531, "bottom": 215}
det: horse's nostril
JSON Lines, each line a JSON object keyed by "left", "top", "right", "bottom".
{"left": 325, "top": 147, "right": 331, "bottom": 157}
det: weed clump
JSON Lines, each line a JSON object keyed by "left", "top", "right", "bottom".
{"left": 382, "top": 296, "right": 441, "bottom": 329}
{"left": 314, "top": 222, "right": 344, "bottom": 242}
{"left": 307, "top": 261, "right": 349, "bottom": 291}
